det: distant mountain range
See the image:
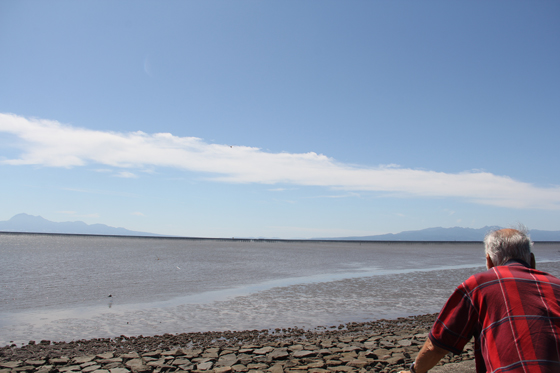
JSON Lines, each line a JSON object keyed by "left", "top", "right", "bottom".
{"left": 1, "top": 213, "right": 559, "bottom": 241}
{"left": 324, "top": 226, "right": 560, "bottom": 242}
{"left": 0, "top": 213, "right": 161, "bottom": 236}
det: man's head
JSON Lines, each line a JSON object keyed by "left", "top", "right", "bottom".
{"left": 484, "top": 228, "right": 534, "bottom": 269}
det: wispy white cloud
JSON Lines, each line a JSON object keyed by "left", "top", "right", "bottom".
{"left": 312, "top": 192, "right": 362, "bottom": 199}
{"left": 2, "top": 113, "right": 560, "bottom": 210}
{"left": 115, "top": 171, "right": 138, "bottom": 178}
{"left": 132, "top": 212, "right": 145, "bottom": 216}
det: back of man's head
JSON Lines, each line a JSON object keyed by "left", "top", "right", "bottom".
{"left": 484, "top": 228, "right": 533, "bottom": 267}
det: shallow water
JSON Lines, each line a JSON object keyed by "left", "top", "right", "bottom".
{"left": 1, "top": 234, "right": 559, "bottom": 346}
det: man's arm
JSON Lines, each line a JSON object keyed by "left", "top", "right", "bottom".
{"left": 399, "top": 338, "right": 449, "bottom": 373}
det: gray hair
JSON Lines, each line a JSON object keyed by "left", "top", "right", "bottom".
{"left": 484, "top": 227, "right": 533, "bottom": 266}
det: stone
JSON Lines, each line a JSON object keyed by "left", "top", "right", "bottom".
{"left": 92, "top": 370, "right": 110, "bottom": 373}
{"left": 237, "top": 354, "right": 254, "bottom": 365}
{"left": 346, "top": 360, "right": 372, "bottom": 368}
{"left": 326, "top": 366, "right": 354, "bottom": 372}
{"left": 232, "top": 364, "right": 248, "bottom": 372}
{"left": 269, "top": 349, "right": 289, "bottom": 360}
{"left": 288, "top": 345, "right": 304, "bottom": 352}
{"left": 12, "top": 366, "right": 35, "bottom": 372}
{"left": 162, "top": 349, "right": 184, "bottom": 356}
{"left": 184, "top": 349, "right": 203, "bottom": 358}
{"left": 292, "top": 351, "right": 316, "bottom": 358}
{"left": 25, "top": 360, "right": 46, "bottom": 366}
{"left": 397, "top": 340, "right": 412, "bottom": 347}
{"left": 103, "top": 363, "right": 123, "bottom": 370}
{"left": 58, "top": 365, "right": 82, "bottom": 372}
{"left": 109, "top": 369, "right": 130, "bottom": 373}
{"left": 74, "top": 356, "right": 97, "bottom": 364}
{"left": 147, "top": 359, "right": 168, "bottom": 367}
{"left": 49, "top": 358, "right": 69, "bottom": 365}
{"left": 142, "top": 351, "right": 161, "bottom": 358}
{"left": 0, "top": 362, "right": 21, "bottom": 369}
{"left": 267, "top": 364, "right": 284, "bottom": 373}
{"left": 82, "top": 365, "right": 103, "bottom": 373}
{"left": 215, "top": 367, "right": 233, "bottom": 373}
{"left": 326, "top": 360, "right": 342, "bottom": 366}
{"left": 202, "top": 351, "right": 219, "bottom": 359}
{"left": 306, "top": 361, "right": 325, "bottom": 369}
{"left": 98, "top": 358, "right": 122, "bottom": 364}
{"left": 247, "top": 364, "right": 268, "bottom": 370}
{"left": 130, "top": 365, "right": 151, "bottom": 373}
{"left": 173, "top": 359, "right": 192, "bottom": 366}
{"left": 197, "top": 361, "right": 214, "bottom": 371}
{"left": 120, "top": 353, "right": 140, "bottom": 359}
{"left": 125, "top": 359, "right": 145, "bottom": 368}
{"left": 97, "top": 353, "right": 114, "bottom": 360}
{"left": 341, "top": 346, "right": 361, "bottom": 353}
{"left": 216, "top": 354, "right": 239, "bottom": 367}
{"left": 253, "top": 347, "right": 274, "bottom": 355}
{"left": 372, "top": 349, "right": 391, "bottom": 358}
{"left": 384, "top": 356, "right": 404, "bottom": 365}
{"left": 36, "top": 366, "right": 54, "bottom": 373}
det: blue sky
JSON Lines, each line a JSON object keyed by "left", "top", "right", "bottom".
{"left": 1, "top": 1, "right": 559, "bottom": 238}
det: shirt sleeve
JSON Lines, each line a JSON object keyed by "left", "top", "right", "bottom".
{"left": 429, "top": 282, "right": 478, "bottom": 355}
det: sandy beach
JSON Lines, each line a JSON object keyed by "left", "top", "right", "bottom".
{"left": 0, "top": 313, "right": 475, "bottom": 373}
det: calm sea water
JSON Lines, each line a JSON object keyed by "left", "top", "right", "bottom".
{"left": 1, "top": 233, "right": 559, "bottom": 346}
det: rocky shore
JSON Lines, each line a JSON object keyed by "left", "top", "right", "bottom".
{"left": 0, "top": 314, "right": 475, "bottom": 373}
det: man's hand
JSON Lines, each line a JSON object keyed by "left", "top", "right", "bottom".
{"left": 398, "top": 338, "right": 449, "bottom": 373}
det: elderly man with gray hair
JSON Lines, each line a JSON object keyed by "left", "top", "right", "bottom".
{"left": 400, "top": 228, "right": 560, "bottom": 373}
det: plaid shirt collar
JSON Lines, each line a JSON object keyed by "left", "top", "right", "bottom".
{"left": 502, "top": 258, "right": 531, "bottom": 268}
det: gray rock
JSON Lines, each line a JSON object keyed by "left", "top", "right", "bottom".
{"left": 253, "top": 347, "right": 274, "bottom": 355}
{"left": 109, "top": 369, "right": 130, "bottom": 373}
{"left": 216, "top": 354, "right": 239, "bottom": 367}
{"left": 36, "top": 365, "right": 54, "bottom": 373}
{"left": 82, "top": 365, "right": 102, "bottom": 373}
{"left": 124, "top": 359, "right": 144, "bottom": 368}
{"left": 232, "top": 364, "right": 249, "bottom": 372}
{"left": 49, "top": 358, "right": 69, "bottom": 365}
{"left": 397, "top": 339, "right": 412, "bottom": 347}
{"left": 214, "top": 367, "right": 233, "bottom": 373}
{"left": 58, "top": 365, "right": 82, "bottom": 372}
{"left": 269, "top": 349, "right": 289, "bottom": 360}
{"left": 25, "top": 360, "right": 46, "bottom": 366}
{"left": 0, "top": 362, "right": 21, "bottom": 369}
{"left": 268, "top": 364, "right": 284, "bottom": 373}
{"left": 172, "top": 359, "right": 192, "bottom": 366}
{"left": 74, "top": 356, "right": 97, "bottom": 364}
{"left": 120, "top": 353, "right": 140, "bottom": 359}
{"left": 292, "top": 351, "right": 316, "bottom": 358}
{"left": 197, "top": 361, "right": 214, "bottom": 371}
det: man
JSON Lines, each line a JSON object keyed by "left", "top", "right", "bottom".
{"left": 400, "top": 228, "right": 560, "bottom": 373}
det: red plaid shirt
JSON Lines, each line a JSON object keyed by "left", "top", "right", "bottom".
{"left": 429, "top": 260, "right": 560, "bottom": 373}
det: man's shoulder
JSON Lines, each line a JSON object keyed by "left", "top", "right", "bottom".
{"left": 461, "top": 264, "right": 560, "bottom": 290}
{"left": 460, "top": 268, "right": 497, "bottom": 290}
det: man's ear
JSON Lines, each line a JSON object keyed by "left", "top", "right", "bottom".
{"left": 486, "top": 254, "right": 495, "bottom": 269}
{"left": 530, "top": 253, "right": 536, "bottom": 269}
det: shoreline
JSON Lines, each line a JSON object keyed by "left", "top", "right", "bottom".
{"left": 0, "top": 314, "right": 475, "bottom": 373}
